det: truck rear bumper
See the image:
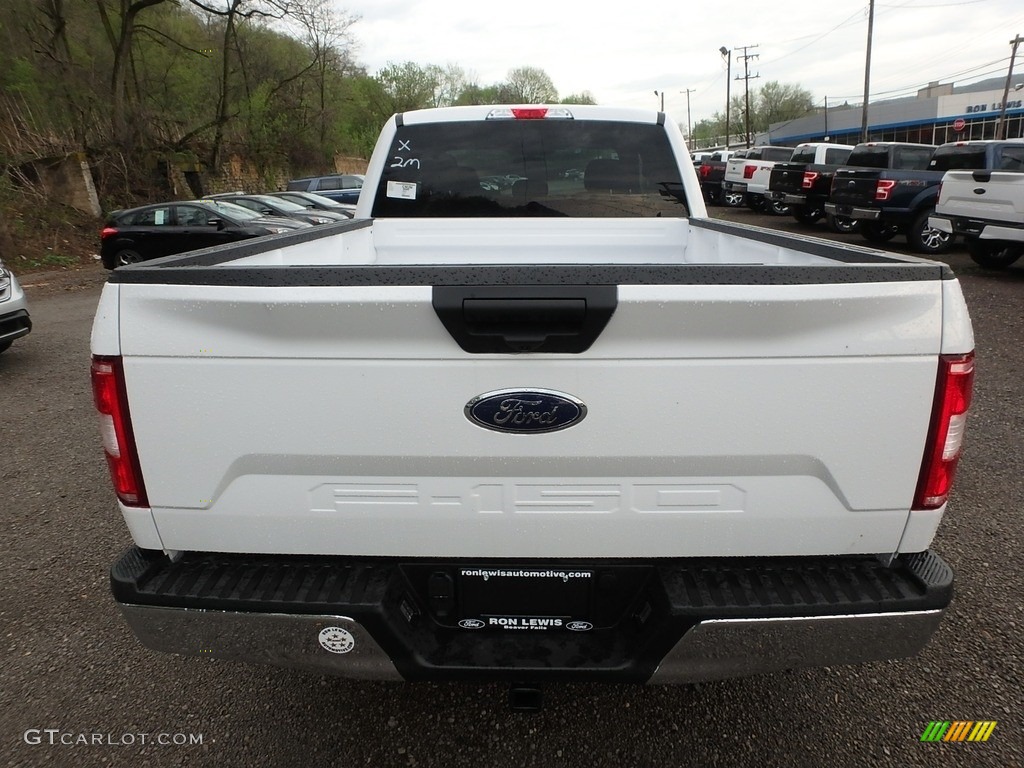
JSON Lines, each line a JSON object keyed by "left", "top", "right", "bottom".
{"left": 929, "top": 214, "right": 1024, "bottom": 243}
{"left": 825, "top": 202, "right": 881, "bottom": 220}
{"left": 112, "top": 548, "right": 953, "bottom": 684}
{"left": 768, "top": 191, "right": 809, "bottom": 205}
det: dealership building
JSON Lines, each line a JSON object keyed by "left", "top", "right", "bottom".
{"left": 760, "top": 77, "right": 1024, "bottom": 147}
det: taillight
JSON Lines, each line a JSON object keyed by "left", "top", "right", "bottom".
{"left": 913, "top": 352, "right": 975, "bottom": 510}
{"left": 101, "top": 227, "right": 118, "bottom": 239}
{"left": 743, "top": 165, "right": 756, "bottom": 179}
{"left": 801, "top": 171, "right": 819, "bottom": 189}
{"left": 91, "top": 355, "right": 148, "bottom": 507}
{"left": 700, "top": 164, "right": 711, "bottom": 178}
{"left": 875, "top": 179, "right": 897, "bottom": 201}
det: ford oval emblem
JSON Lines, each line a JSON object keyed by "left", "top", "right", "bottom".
{"left": 466, "top": 389, "right": 587, "bottom": 434}
{"left": 566, "top": 621, "right": 594, "bottom": 632}
{"left": 458, "top": 619, "right": 485, "bottom": 630}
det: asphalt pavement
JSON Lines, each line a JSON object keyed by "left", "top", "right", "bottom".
{"left": 1, "top": 212, "right": 1021, "bottom": 767}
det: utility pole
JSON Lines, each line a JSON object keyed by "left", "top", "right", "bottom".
{"left": 995, "top": 34, "right": 1023, "bottom": 140}
{"left": 680, "top": 88, "right": 695, "bottom": 142}
{"left": 861, "top": 0, "right": 875, "bottom": 143}
{"left": 824, "top": 95, "right": 829, "bottom": 140}
{"left": 735, "top": 44, "right": 760, "bottom": 147}
{"left": 654, "top": 90, "right": 665, "bottom": 112}
{"left": 719, "top": 47, "right": 731, "bottom": 148}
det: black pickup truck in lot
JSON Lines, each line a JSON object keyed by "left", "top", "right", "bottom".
{"left": 695, "top": 150, "right": 740, "bottom": 205}
{"left": 767, "top": 142, "right": 856, "bottom": 230}
{"left": 825, "top": 142, "right": 947, "bottom": 253}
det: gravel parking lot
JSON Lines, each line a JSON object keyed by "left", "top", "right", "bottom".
{"left": 1, "top": 211, "right": 1022, "bottom": 767}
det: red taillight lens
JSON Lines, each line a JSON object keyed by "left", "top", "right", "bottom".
{"left": 913, "top": 352, "right": 975, "bottom": 510}
{"left": 875, "top": 179, "right": 897, "bottom": 201}
{"left": 743, "top": 165, "right": 756, "bottom": 179}
{"left": 91, "top": 355, "right": 148, "bottom": 507}
{"left": 700, "top": 164, "right": 711, "bottom": 178}
{"left": 801, "top": 171, "right": 819, "bottom": 189}
{"left": 101, "top": 227, "right": 118, "bottom": 239}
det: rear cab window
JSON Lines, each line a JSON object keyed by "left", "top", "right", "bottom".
{"left": 825, "top": 147, "right": 852, "bottom": 165}
{"left": 893, "top": 146, "right": 934, "bottom": 171}
{"left": 929, "top": 146, "right": 987, "bottom": 172}
{"left": 370, "top": 118, "right": 688, "bottom": 218}
{"left": 790, "top": 147, "right": 818, "bottom": 164}
{"left": 998, "top": 145, "right": 1024, "bottom": 170}
{"left": 848, "top": 146, "right": 892, "bottom": 169}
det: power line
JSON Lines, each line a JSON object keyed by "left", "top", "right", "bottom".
{"left": 761, "top": 9, "right": 864, "bottom": 65}
{"left": 828, "top": 60, "right": 1009, "bottom": 103}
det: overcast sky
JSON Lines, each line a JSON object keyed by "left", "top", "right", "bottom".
{"left": 341, "top": 0, "right": 1024, "bottom": 128}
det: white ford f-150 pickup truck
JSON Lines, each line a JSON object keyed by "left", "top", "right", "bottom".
{"left": 928, "top": 139, "right": 1024, "bottom": 270}
{"left": 92, "top": 105, "right": 974, "bottom": 692}
{"left": 722, "top": 145, "right": 795, "bottom": 213}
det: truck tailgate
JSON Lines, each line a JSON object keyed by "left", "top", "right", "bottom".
{"left": 830, "top": 170, "right": 880, "bottom": 206}
{"left": 109, "top": 272, "right": 945, "bottom": 559}
{"left": 939, "top": 170, "right": 1024, "bottom": 221}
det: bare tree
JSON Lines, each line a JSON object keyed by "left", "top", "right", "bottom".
{"left": 95, "top": 0, "right": 170, "bottom": 145}
{"left": 291, "top": 0, "right": 358, "bottom": 149}
{"left": 428, "top": 64, "right": 474, "bottom": 108}
{"left": 501, "top": 66, "right": 558, "bottom": 104}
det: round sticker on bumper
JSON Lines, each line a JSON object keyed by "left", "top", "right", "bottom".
{"left": 319, "top": 626, "right": 355, "bottom": 654}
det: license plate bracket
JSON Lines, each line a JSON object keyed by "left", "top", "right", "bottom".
{"left": 458, "top": 566, "right": 593, "bottom": 631}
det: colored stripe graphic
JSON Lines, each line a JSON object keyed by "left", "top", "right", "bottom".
{"left": 921, "top": 722, "right": 950, "bottom": 742}
{"left": 920, "top": 721, "right": 996, "bottom": 742}
{"left": 944, "top": 721, "right": 973, "bottom": 741}
{"left": 968, "top": 722, "right": 997, "bottom": 742}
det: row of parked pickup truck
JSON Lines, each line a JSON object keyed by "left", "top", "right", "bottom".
{"left": 695, "top": 138, "right": 1024, "bottom": 268}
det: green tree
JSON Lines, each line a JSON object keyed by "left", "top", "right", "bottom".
{"left": 454, "top": 83, "right": 502, "bottom": 106}
{"left": 693, "top": 81, "right": 814, "bottom": 147}
{"left": 561, "top": 91, "right": 596, "bottom": 105}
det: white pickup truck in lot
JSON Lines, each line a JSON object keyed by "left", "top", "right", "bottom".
{"left": 92, "top": 105, "right": 975, "bottom": 691}
{"left": 928, "top": 139, "right": 1024, "bottom": 269}
{"left": 722, "top": 145, "right": 795, "bottom": 213}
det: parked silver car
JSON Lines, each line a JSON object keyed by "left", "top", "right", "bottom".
{"left": 0, "top": 259, "right": 31, "bottom": 353}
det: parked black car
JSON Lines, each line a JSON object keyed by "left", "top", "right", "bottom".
{"left": 266, "top": 190, "right": 355, "bottom": 216}
{"left": 207, "top": 193, "right": 350, "bottom": 225}
{"left": 286, "top": 174, "right": 364, "bottom": 204}
{"left": 100, "top": 200, "right": 310, "bottom": 269}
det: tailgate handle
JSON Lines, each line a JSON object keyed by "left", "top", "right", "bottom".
{"left": 971, "top": 171, "right": 991, "bottom": 183}
{"left": 433, "top": 286, "right": 617, "bottom": 353}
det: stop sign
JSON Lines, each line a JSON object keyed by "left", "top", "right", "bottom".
{"left": 953, "top": 118, "right": 966, "bottom": 132}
